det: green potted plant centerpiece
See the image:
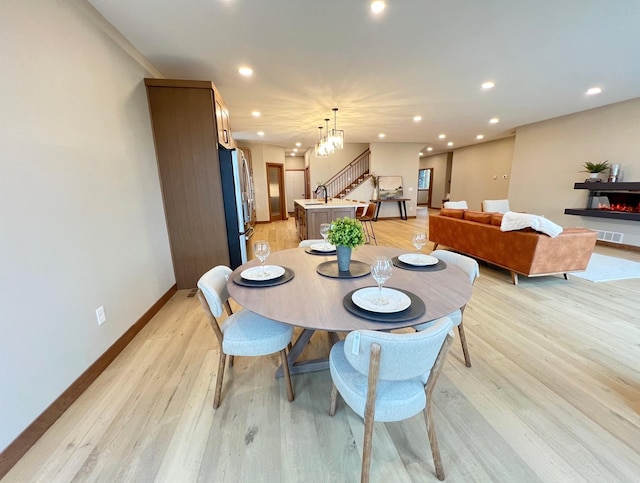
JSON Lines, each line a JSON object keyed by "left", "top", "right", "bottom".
{"left": 328, "top": 216, "right": 366, "bottom": 272}
{"left": 581, "top": 160, "right": 609, "bottom": 181}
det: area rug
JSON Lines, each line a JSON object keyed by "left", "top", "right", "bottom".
{"left": 571, "top": 253, "right": 640, "bottom": 282}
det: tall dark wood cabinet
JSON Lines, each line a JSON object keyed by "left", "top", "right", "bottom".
{"left": 144, "top": 78, "right": 235, "bottom": 288}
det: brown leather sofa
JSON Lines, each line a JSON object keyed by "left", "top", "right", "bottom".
{"left": 429, "top": 209, "right": 597, "bottom": 284}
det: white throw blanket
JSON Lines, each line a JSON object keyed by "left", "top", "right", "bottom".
{"left": 500, "top": 211, "right": 563, "bottom": 237}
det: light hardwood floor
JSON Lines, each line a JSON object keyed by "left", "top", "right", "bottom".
{"left": 4, "top": 208, "right": 640, "bottom": 482}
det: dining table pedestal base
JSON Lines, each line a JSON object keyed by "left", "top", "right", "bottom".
{"left": 275, "top": 329, "right": 339, "bottom": 378}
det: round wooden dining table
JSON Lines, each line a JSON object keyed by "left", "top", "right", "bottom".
{"left": 227, "top": 245, "right": 472, "bottom": 376}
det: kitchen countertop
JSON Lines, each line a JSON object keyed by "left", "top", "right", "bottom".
{"left": 294, "top": 199, "right": 366, "bottom": 209}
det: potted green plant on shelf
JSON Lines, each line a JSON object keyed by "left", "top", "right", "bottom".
{"left": 581, "top": 160, "right": 609, "bottom": 181}
{"left": 328, "top": 216, "right": 366, "bottom": 272}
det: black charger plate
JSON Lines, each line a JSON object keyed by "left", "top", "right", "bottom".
{"left": 391, "top": 256, "right": 447, "bottom": 272}
{"left": 343, "top": 286, "right": 426, "bottom": 322}
{"left": 232, "top": 266, "right": 295, "bottom": 287}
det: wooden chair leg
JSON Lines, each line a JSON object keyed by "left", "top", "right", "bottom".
{"left": 279, "top": 349, "right": 294, "bottom": 402}
{"left": 213, "top": 350, "right": 227, "bottom": 409}
{"left": 457, "top": 322, "right": 471, "bottom": 367}
{"left": 329, "top": 383, "right": 338, "bottom": 416}
{"left": 361, "top": 344, "right": 381, "bottom": 483}
{"left": 424, "top": 401, "right": 445, "bottom": 481}
{"left": 424, "top": 335, "right": 453, "bottom": 480}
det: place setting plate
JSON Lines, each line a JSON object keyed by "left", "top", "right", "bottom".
{"left": 343, "top": 286, "right": 426, "bottom": 322}
{"left": 232, "top": 265, "right": 295, "bottom": 287}
{"left": 305, "top": 242, "right": 336, "bottom": 255}
{"left": 392, "top": 254, "right": 447, "bottom": 272}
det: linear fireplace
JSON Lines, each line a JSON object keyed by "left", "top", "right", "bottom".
{"left": 565, "top": 182, "right": 640, "bottom": 222}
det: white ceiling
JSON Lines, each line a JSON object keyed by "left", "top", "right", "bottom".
{"left": 89, "top": 0, "right": 640, "bottom": 155}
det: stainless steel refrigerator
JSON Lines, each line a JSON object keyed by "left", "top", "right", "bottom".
{"left": 219, "top": 148, "right": 254, "bottom": 269}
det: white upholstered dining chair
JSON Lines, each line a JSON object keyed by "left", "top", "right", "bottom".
{"left": 197, "top": 265, "right": 294, "bottom": 408}
{"left": 443, "top": 200, "right": 468, "bottom": 209}
{"left": 414, "top": 250, "right": 479, "bottom": 367}
{"left": 329, "top": 316, "right": 454, "bottom": 482}
{"left": 298, "top": 239, "right": 325, "bottom": 248}
{"left": 482, "top": 199, "right": 510, "bottom": 213}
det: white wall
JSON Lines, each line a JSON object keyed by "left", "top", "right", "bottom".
{"left": 509, "top": 97, "right": 640, "bottom": 246}
{"left": 421, "top": 153, "right": 449, "bottom": 208}
{"left": 449, "top": 137, "right": 515, "bottom": 211}
{"left": 369, "top": 143, "right": 424, "bottom": 219}
{"left": 240, "top": 143, "right": 286, "bottom": 221}
{"left": 0, "top": 0, "right": 174, "bottom": 451}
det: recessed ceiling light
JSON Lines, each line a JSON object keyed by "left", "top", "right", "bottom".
{"left": 586, "top": 86, "right": 602, "bottom": 95}
{"left": 239, "top": 66, "right": 253, "bottom": 77}
{"left": 481, "top": 81, "right": 495, "bottom": 90}
{"left": 290, "top": 153, "right": 295, "bottom": 156}
{"left": 447, "top": 141, "right": 454, "bottom": 146}
{"left": 413, "top": 116, "right": 422, "bottom": 122}
{"left": 378, "top": 133, "right": 386, "bottom": 138}
{"left": 293, "top": 148, "right": 298, "bottom": 152}
{"left": 257, "top": 131, "right": 264, "bottom": 136}
{"left": 476, "top": 134, "right": 484, "bottom": 140}
{"left": 419, "top": 152, "right": 424, "bottom": 156}
{"left": 251, "top": 111, "right": 261, "bottom": 117}
{"left": 489, "top": 118, "right": 499, "bottom": 124}
{"left": 295, "top": 142, "right": 301, "bottom": 147}
{"left": 438, "top": 134, "right": 446, "bottom": 139}
{"left": 427, "top": 147, "right": 433, "bottom": 152}
{"left": 371, "top": 1, "right": 385, "bottom": 14}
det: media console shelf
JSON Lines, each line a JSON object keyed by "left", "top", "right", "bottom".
{"left": 565, "top": 182, "right": 640, "bottom": 222}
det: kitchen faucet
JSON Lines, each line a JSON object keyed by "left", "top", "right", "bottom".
{"left": 315, "top": 184, "right": 328, "bottom": 203}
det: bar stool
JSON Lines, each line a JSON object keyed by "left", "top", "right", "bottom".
{"left": 357, "top": 202, "right": 377, "bottom": 245}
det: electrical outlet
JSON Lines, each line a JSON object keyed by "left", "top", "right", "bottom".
{"left": 96, "top": 306, "right": 106, "bottom": 325}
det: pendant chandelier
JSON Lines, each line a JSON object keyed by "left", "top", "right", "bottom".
{"left": 315, "top": 107, "right": 344, "bottom": 157}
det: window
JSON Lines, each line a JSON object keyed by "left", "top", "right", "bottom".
{"left": 418, "top": 169, "right": 431, "bottom": 190}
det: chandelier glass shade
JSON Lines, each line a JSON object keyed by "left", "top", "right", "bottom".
{"left": 315, "top": 108, "right": 344, "bottom": 157}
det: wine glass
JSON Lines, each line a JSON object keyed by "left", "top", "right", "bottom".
{"left": 412, "top": 231, "right": 427, "bottom": 263}
{"left": 254, "top": 240, "right": 271, "bottom": 277}
{"left": 370, "top": 256, "right": 393, "bottom": 306}
{"left": 319, "top": 223, "right": 331, "bottom": 248}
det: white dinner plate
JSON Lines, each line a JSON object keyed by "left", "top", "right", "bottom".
{"left": 351, "top": 287, "right": 412, "bottom": 313}
{"left": 310, "top": 242, "right": 336, "bottom": 252}
{"left": 241, "top": 265, "right": 285, "bottom": 281}
{"left": 398, "top": 254, "right": 438, "bottom": 266}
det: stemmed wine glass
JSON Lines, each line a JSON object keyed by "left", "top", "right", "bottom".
{"left": 411, "top": 231, "right": 427, "bottom": 263}
{"left": 319, "top": 223, "right": 331, "bottom": 248}
{"left": 370, "top": 256, "right": 393, "bottom": 306}
{"left": 254, "top": 240, "right": 271, "bottom": 277}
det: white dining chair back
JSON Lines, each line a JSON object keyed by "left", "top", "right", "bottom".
{"left": 482, "top": 199, "right": 510, "bottom": 213}
{"left": 430, "top": 249, "right": 479, "bottom": 284}
{"left": 414, "top": 250, "right": 479, "bottom": 368}
{"left": 197, "top": 265, "right": 294, "bottom": 408}
{"left": 329, "top": 317, "right": 454, "bottom": 482}
{"left": 298, "top": 239, "right": 325, "bottom": 248}
{"left": 443, "top": 200, "right": 468, "bottom": 209}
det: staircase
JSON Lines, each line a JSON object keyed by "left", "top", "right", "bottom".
{"left": 324, "top": 149, "right": 372, "bottom": 199}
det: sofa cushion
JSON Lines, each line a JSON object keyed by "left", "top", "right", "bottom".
{"left": 440, "top": 208, "right": 465, "bottom": 219}
{"left": 490, "top": 213, "right": 504, "bottom": 226}
{"left": 463, "top": 210, "right": 493, "bottom": 224}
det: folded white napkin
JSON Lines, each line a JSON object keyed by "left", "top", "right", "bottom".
{"left": 500, "top": 211, "right": 563, "bottom": 237}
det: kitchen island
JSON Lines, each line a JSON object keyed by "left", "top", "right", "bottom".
{"left": 294, "top": 199, "right": 366, "bottom": 240}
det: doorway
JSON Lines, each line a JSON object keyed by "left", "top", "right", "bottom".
{"left": 285, "top": 169, "right": 306, "bottom": 214}
{"left": 266, "top": 163, "right": 287, "bottom": 221}
{"left": 418, "top": 168, "right": 433, "bottom": 207}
